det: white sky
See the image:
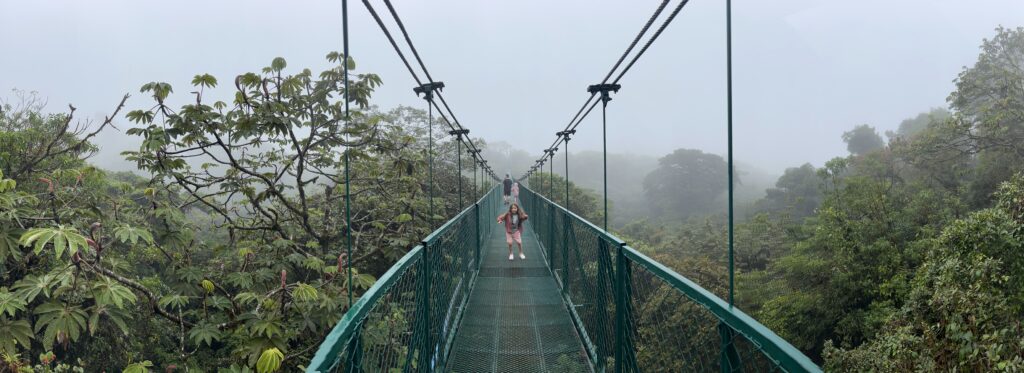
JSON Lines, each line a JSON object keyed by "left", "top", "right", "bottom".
{"left": 2, "top": 0, "right": 1023, "bottom": 174}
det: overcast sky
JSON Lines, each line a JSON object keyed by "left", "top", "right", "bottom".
{"left": 2, "top": 0, "right": 1023, "bottom": 175}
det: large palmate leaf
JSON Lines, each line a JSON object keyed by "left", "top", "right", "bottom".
{"left": 19, "top": 225, "right": 89, "bottom": 259}
{"left": 158, "top": 294, "right": 190, "bottom": 310}
{"left": 0, "top": 226, "right": 23, "bottom": 262}
{"left": 122, "top": 360, "right": 153, "bottom": 373}
{"left": 91, "top": 277, "right": 138, "bottom": 309}
{"left": 0, "top": 288, "right": 26, "bottom": 317}
{"left": 34, "top": 301, "right": 88, "bottom": 351}
{"left": 88, "top": 303, "right": 130, "bottom": 336}
{"left": 250, "top": 318, "right": 283, "bottom": 339}
{"left": 11, "top": 273, "right": 59, "bottom": 303}
{"left": 225, "top": 272, "right": 255, "bottom": 289}
{"left": 256, "top": 347, "right": 284, "bottom": 373}
{"left": 188, "top": 322, "right": 223, "bottom": 347}
{"left": 291, "top": 283, "right": 318, "bottom": 302}
{"left": 0, "top": 317, "right": 32, "bottom": 353}
{"left": 112, "top": 225, "right": 154, "bottom": 245}
{"left": 217, "top": 365, "right": 254, "bottom": 373}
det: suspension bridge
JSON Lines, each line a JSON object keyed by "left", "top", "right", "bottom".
{"left": 308, "top": 0, "right": 821, "bottom": 371}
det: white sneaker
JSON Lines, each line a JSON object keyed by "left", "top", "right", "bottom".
{"left": 519, "top": 253, "right": 526, "bottom": 260}
{"left": 508, "top": 253, "right": 514, "bottom": 261}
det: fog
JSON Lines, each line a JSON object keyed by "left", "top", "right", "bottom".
{"left": 2, "top": 0, "right": 1022, "bottom": 175}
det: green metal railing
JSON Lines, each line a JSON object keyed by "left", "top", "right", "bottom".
{"left": 518, "top": 184, "right": 821, "bottom": 373}
{"left": 307, "top": 186, "right": 501, "bottom": 372}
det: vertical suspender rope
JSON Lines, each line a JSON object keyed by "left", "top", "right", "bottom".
{"left": 428, "top": 98, "right": 434, "bottom": 221}
{"left": 602, "top": 101, "right": 608, "bottom": 230}
{"left": 549, "top": 153, "right": 554, "bottom": 199}
{"left": 726, "top": 0, "right": 735, "bottom": 307}
{"left": 588, "top": 83, "right": 618, "bottom": 230}
{"left": 456, "top": 135, "right": 462, "bottom": 209}
{"left": 342, "top": 0, "right": 353, "bottom": 309}
{"left": 450, "top": 130, "right": 468, "bottom": 209}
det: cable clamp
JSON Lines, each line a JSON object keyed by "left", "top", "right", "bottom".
{"left": 413, "top": 81, "right": 445, "bottom": 100}
{"left": 587, "top": 83, "right": 621, "bottom": 104}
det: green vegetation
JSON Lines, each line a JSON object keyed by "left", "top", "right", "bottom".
{"left": 588, "top": 26, "right": 1024, "bottom": 371}
{"left": 1, "top": 54, "right": 482, "bottom": 371}
{"left": 1, "top": 18, "right": 1022, "bottom": 373}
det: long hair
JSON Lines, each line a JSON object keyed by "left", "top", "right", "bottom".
{"left": 507, "top": 203, "right": 527, "bottom": 220}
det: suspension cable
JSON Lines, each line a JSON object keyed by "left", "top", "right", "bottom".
{"left": 361, "top": 0, "right": 490, "bottom": 176}
{"left": 522, "top": 0, "right": 694, "bottom": 179}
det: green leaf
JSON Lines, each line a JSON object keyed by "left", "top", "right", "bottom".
{"left": 301, "top": 256, "right": 325, "bottom": 272}
{"left": 256, "top": 347, "right": 284, "bottom": 373}
{"left": 158, "top": 294, "right": 190, "bottom": 310}
{"left": 191, "top": 73, "right": 218, "bottom": 88}
{"left": 12, "top": 273, "right": 58, "bottom": 303}
{"left": 226, "top": 272, "right": 255, "bottom": 289}
{"left": 250, "top": 319, "right": 282, "bottom": 339}
{"left": 19, "top": 226, "right": 88, "bottom": 259}
{"left": 0, "top": 288, "right": 26, "bottom": 317}
{"left": 395, "top": 213, "right": 413, "bottom": 223}
{"left": 88, "top": 303, "right": 130, "bottom": 336}
{"left": 217, "top": 364, "right": 254, "bottom": 373}
{"left": 234, "top": 292, "right": 259, "bottom": 306}
{"left": 0, "top": 227, "right": 22, "bottom": 262}
{"left": 122, "top": 360, "right": 153, "bottom": 373}
{"left": 292, "top": 283, "right": 318, "bottom": 302}
{"left": 92, "top": 278, "right": 138, "bottom": 309}
{"left": 113, "top": 225, "right": 154, "bottom": 245}
{"left": 188, "top": 322, "right": 223, "bottom": 347}
{"left": 34, "top": 301, "right": 88, "bottom": 351}
{"left": 0, "top": 317, "right": 32, "bottom": 354}
{"left": 270, "top": 57, "right": 287, "bottom": 72}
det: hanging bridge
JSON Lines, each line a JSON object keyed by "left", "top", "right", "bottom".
{"left": 309, "top": 0, "right": 822, "bottom": 371}
{"left": 307, "top": 186, "right": 819, "bottom": 372}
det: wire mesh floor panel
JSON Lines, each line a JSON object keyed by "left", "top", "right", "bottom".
{"left": 447, "top": 226, "right": 591, "bottom": 372}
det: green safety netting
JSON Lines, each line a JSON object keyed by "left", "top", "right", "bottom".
{"left": 307, "top": 183, "right": 820, "bottom": 372}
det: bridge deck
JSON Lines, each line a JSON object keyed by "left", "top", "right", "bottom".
{"left": 447, "top": 221, "right": 591, "bottom": 372}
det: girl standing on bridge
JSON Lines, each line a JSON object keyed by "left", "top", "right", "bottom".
{"left": 511, "top": 181, "right": 520, "bottom": 204}
{"left": 497, "top": 203, "right": 529, "bottom": 261}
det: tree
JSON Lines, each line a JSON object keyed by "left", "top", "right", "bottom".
{"left": 887, "top": 108, "right": 951, "bottom": 141}
{"left": 642, "top": 149, "right": 731, "bottom": 219}
{"left": 842, "top": 124, "right": 884, "bottom": 156}
{"left": 754, "top": 163, "right": 822, "bottom": 219}
{"left": 0, "top": 54, "right": 474, "bottom": 371}
{"left": 824, "top": 173, "right": 1024, "bottom": 372}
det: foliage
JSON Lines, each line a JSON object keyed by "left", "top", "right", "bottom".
{"left": 824, "top": 173, "right": 1024, "bottom": 371}
{"left": 526, "top": 172, "right": 605, "bottom": 224}
{"left": 642, "top": 148, "right": 731, "bottom": 219}
{"left": 0, "top": 53, "right": 475, "bottom": 371}
{"left": 841, "top": 124, "right": 884, "bottom": 155}
{"left": 753, "top": 163, "right": 822, "bottom": 219}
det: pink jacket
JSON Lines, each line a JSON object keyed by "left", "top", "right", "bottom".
{"left": 511, "top": 182, "right": 520, "bottom": 198}
{"left": 497, "top": 211, "right": 528, "bottom": 234}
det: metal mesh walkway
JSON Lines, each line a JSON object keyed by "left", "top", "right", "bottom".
{"left": 447, "top": 220, "right": 592, "bottom": 372}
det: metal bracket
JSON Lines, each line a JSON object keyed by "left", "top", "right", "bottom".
{"left": 556, "top": 129, "right": 576, "bottom": 142}
{"left": 449, "top": 129, "right": 469, "bottom": 138}
{"left": 587, "top": 83, "right": 621, "bottom": 104}
{"left": 413, "top": 81, "right": 445, "bottom": 101}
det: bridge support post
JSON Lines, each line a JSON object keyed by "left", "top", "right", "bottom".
{"left": 418, "top": 241, "right": 434, "bottom": 372}
{"left": 614, "top": 242, "right": 638, "bottom": 373}
{"left": 718, "top": 322, "right": 741, "bottom": 373}
{"left": 474, "top": 201, "right": 481, "bottom": 271}
{"left": 596, "top": 239, "right": 611, "bottom": 368}
{"left": 346, "top": 324, "right": 364, "bottom": 372}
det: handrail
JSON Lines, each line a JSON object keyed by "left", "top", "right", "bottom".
{"left": 519, "top": 183, "right": 821, "bottom": 372}
{"left": 622, "top": 247, "right": 820, "bottom": 372}
{"left": 306, "top": 247, "right": 424, "bottom": 371}
{"left": 306, "top": 186, "right": 500, "bottom": 372}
